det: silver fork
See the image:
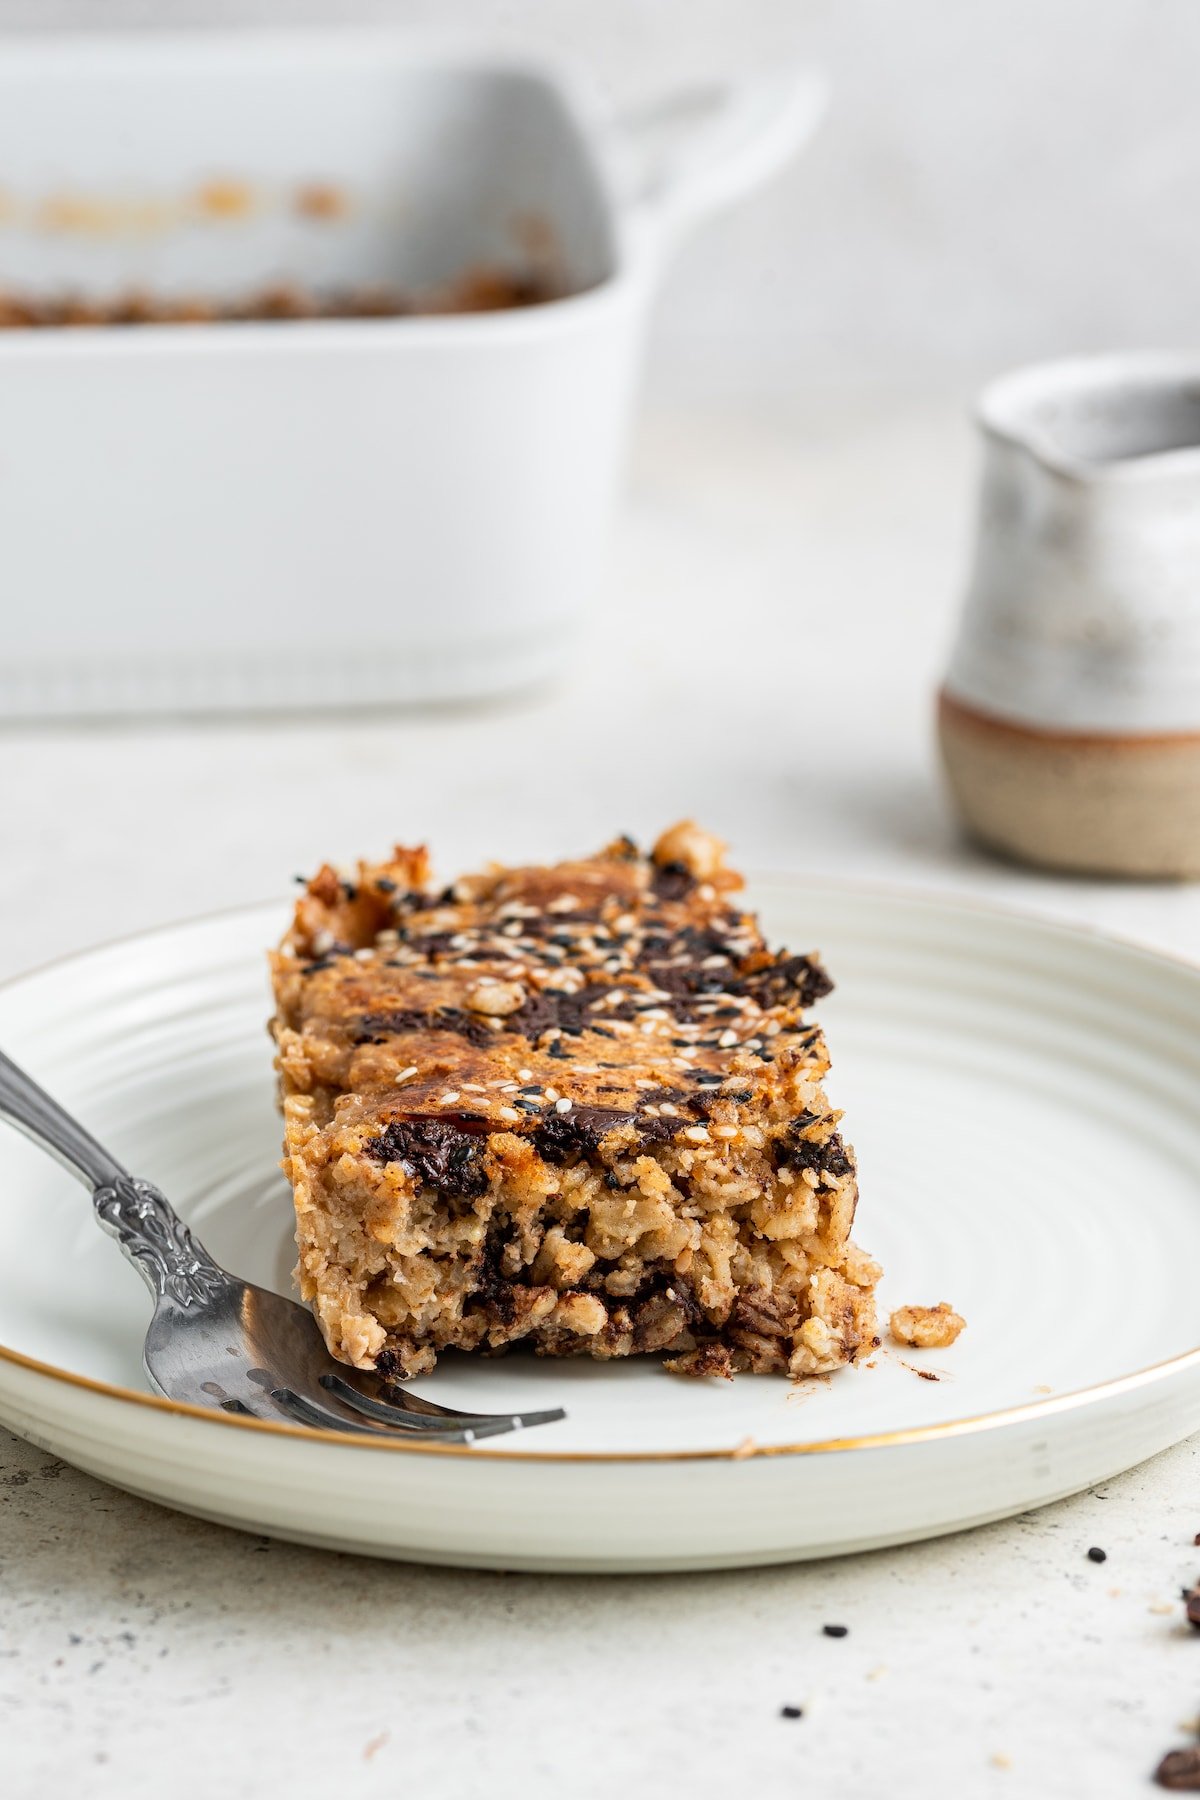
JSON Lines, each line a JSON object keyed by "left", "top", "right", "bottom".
{"left": 0, "top": 1048, "right": 565, "bottom": 1444}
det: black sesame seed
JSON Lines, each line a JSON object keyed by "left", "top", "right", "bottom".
{"left": 293, "top": 874, "right": 308, "bottom": 885}
{"left": 377, "top": 877, "right": 397, "bottom": 893}
{"left": 1086, "top": 1546, "right": 1107, "bottom": 1564}
{"left": 780, "top": 1706, "right": 803, "bottom": 1720}
{"left": 822, "top": 1624, "right": 849, "bottom": 1639}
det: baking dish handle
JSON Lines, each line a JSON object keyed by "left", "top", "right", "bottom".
{"left": 615, "top": 65, "right": 828, "bottom": 247}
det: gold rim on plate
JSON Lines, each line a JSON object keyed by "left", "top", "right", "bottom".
{"left": 2, "top": 882, "right": 1199, "bottom": 1464}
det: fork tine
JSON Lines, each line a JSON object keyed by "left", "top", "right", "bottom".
{"left": 320, "top": 1372, "right": 566, "bottom": 1433}
{"left": 268, "top": 1385, "right": 520, "bottom": 1443}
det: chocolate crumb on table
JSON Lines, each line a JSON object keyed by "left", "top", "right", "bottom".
{"left": 269, "top": 823, "right": 881, "bottom": 1380}
{"left": 779, "top": 1706, "right": 803, "bottom": 1720}
{"left": 1156, "top": 1746, "right": 1200, "bottom": 1791}
{"left": 822, "top": 1624, "right": 849, "bottom": 1639}
{"left": 1182, "top": 1583, "right": 1200, "bottom": 1629}
{"left": 1086, "top": 1546, "right": 1107, "bottom": 1564}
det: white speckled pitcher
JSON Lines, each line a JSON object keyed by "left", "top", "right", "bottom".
{"left": 939, "top": 353, "right": 1200, "bottom": 877}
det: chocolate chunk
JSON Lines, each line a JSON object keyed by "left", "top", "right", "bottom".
{"left": 641, "top": 1086, "right": 690, "bottom": 1109}
{"left": 471, "top": 1226, "right": 518, "bottom": 1325}
{"left": 780, "top": 1706, "right": 803, "bottom": 1721}
{"left": 778, "top": 1125, "right": 853, "bottom": 1178}
{"left": 375, "top": 1348, "right": 410, "bottom": 1382}
{"left": 508, "top": 989, "right": 595, "bottom": 1041}
{"left": 354, "top": 1007, "right": 495, "bottom": 1049}
{"left": 731, "top": 952, "right": 834, "bottom": 1011}
{"left": 822, "top": 1624, "right": 849, "bottom": 1639}
{"left": 652, "top": 860, "right": 695, "bottom": 901}
{"left": 1086, "top": 1546, "right": 1107, "bottom": 1563}
{"left": 1185, "top": 1583, "right": 1200, "bottom": 1628}
{"left": 533, "top": 1104, "right": 676, "bottom": 1163}
{"left": 365, "top": 1117, "right": 489, "bottom": 1198}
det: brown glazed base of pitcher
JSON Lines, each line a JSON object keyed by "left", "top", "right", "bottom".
{"left": 937, "top": 691, "right": 1200, "bottom": 879}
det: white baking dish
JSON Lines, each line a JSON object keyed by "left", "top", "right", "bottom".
{"left": 0, "top": 34, "right": 824, "bottom": 718}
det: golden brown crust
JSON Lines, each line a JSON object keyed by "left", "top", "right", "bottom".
{"left": 269, "top": 823, "right": 881, "bottom": 1379}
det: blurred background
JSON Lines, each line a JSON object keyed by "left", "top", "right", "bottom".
{"left": 5, "top": 0, "right": 1200, "bottom": 970}
{"left": 1, "top": 0, "right": 1195, "bottom": 398}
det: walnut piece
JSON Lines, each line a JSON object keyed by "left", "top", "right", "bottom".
{"left": 889, "top": 1302, "right": 966, "bottom": 1350}
{"left": 652, "top": 819, "right": 728, "bottom": 880}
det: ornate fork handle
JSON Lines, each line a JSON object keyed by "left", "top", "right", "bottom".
{"left": 92, "top": 1176, "right": 230, "bottom": 1308}
{"left": 0, "top": 1047, "right": 228, "bottom": 1307}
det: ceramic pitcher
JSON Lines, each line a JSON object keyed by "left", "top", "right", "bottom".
{"left": 939, "top": 352, "right": 1200, "bottom": 877}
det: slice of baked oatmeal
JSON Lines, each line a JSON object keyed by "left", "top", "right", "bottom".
{"left": 269, "top": 823, "right": 880, "bottom": 1380}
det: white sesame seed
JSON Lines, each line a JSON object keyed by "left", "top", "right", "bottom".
{"left": 712, "top": 1124, "right": 739, "bottom": 1139}
{"left": 554, "top": 1097, "right": 572, "bottom": 1114}
{"left": 396, "top": 1066, "right": 418, "bottom": 1083}
{"left": 635, "top": 1078, "right": 656, "bottom": 1089}
{"left": 498, "top": 1083, "right": 518, "bottom": 1093}
{"left": 660, "top": 1103, "right": 680, "bottom": 1117}
{"left": 701, "top": 955, "right": 728, "bottom": 969}
{"left": 440, "top": 1091, "right": 460, "bottom": 1105}
{"left": 544, "top": 1087, "right": 560, "bottom": 1103}
{"left": 518, "top": 1068, "right": 533, "bottom": 1081}
{"left": 684, "top": 1125, "right": 710, "bottom": 1143}
{"left": 354, "top": 947, "right": 375, "bottom": 962}
{"left": 718, "top": 1029, "right": 738, "bottom": 1048}
{"left": 498, "top": 1107, "right": 521, "bottom": 1122}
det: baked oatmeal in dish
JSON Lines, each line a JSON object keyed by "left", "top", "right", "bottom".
{"left": 269, "top": 825, "right": 881, "bottom": 1381}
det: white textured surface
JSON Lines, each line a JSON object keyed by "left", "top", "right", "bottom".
{"left": 7, "top": 400, "right": 1200, "bottom": 1788}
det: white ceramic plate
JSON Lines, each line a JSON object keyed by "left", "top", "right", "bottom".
{"left": 1, "top": 881, "right": 1199, "bottom": 1572}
